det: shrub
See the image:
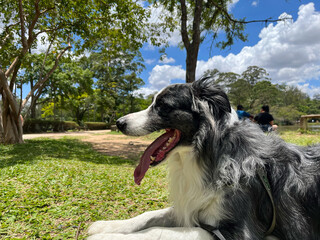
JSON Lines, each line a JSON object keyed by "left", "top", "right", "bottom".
{"left": 23, "top": 119, "right": 79, "bottom": 133}
{"left": 84, "top": 122, "right": 108, "bottom": 130}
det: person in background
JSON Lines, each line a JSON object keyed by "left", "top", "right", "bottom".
{"left": 236, "top": 105, "right": 253, "bottom": 121}
{"left": 254, "top": 105, "right": 278, "bottom": 132}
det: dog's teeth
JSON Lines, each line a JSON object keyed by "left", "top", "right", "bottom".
{"left": 150, "top": 156, "right": 155, "bottom": 162}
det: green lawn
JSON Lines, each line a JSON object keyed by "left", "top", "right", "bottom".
{"left": 0, "top": 131, "right": 319, "bottom": 239}
{"left": 0, "top": 138, "right": 169, "bottom": 239}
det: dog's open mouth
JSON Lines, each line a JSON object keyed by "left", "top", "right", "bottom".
{"left": 134, "top": 129, "right": 181, "bottom": 185}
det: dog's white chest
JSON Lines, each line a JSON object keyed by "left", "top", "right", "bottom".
{"left": 167, "top": 146, "right": 225, "bottom": 227}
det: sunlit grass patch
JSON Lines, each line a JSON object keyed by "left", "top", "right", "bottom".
{"left": 279, "top": 131, "right": 320, "bottom": 146}
{"left": 1, "top": 131, "right": 319, "bottom": 239}
{"left": 0, "top": 139, "right": 169, "bottom": 239}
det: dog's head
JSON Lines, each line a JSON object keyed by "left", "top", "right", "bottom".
{"left": 116, "top": 77, "right": 236, "bottom": 184}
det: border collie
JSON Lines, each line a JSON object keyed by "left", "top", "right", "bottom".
{"left": 88, "top": 77, "right": 320, "bottom": 240}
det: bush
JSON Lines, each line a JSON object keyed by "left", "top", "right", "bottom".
{"left": 23, "top": 119, "right": 79, "bottom": 133}
{"left": 63, "top": 121, "right": 80, "bottom": 130}
{"left": 84, "top": 122, "right": 108, "bottom": 130}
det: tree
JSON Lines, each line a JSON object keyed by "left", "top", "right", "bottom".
{"left": 251, "top": 80, "right": 280, "bottom": 110}
{"left": 149, "top": 0, "right": 289, "bottom": 83}
{"left": 90, "top": 43, "right": 145, "bottom": 121}
{"left": 228, "top": 78, "right": 251, "bottom": 106}
{"left": 46, "top": 57, "right": 94, "bottom": 123}
{"left": 0, "top": 0, "right": 148, "bottom": 144}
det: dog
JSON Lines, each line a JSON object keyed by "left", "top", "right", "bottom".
{"left": 88, "top": 77, "right": 320, "bottom": 240}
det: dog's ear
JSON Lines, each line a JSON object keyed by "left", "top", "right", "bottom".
{"left": 191, "top": 77, "right": 231, "bottom": 119}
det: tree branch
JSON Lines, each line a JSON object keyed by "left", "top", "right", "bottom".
{"left": 191, "top": 0, "right": 203, "bottom": 49}
{"left": 35, "top": 26, "right": 62, "bottom": 37}
{"left": 21, "top": 42, "right": 71, "bottom": 110}
{"left": 9, "top": 60, "right": 22, "bottom": 91}
{"left": 23, "top": 36, "right": 55, "bottom": 117}
{"left": 209, "top": 0, "right": 292, "bottom": 26}
{"left": 18, "top": 0, "right": 28, "bottom": 49}
{"left": 28, "top": 0, "right": 40, "bottom": 37}
{"left": 6, "top": 1, "right": 53, "bottom": 79}
{"left": 179, "top": 0, "right": 190, "bottom": 49}
{"left": 40, "top": 7, "right": 55, "bottom": 15}
{"left": 5, "top": 57, "right": 21, "bottom": 78}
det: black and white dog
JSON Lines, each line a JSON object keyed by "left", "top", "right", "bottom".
{"left": 88, "top": 78, "right": 320, "bottom": 240}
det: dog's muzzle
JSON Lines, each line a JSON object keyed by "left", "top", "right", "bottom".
{"left": 116, "top": 118, "right": 127, "bottom": 132}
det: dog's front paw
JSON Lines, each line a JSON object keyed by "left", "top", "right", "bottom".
{"left": 88, "top": 220, "right": 130, "bottom": 235}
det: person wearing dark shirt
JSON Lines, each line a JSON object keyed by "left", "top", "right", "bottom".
{"left": 254, "top": 105, "right": 277, "bottom": 132}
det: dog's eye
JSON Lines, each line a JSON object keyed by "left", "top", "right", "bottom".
{"left": 154, "top": 99, "right": 173, "bottom": 116}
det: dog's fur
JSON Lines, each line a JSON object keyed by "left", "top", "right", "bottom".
{"left": 88, "top": 78, "right": 320, "bottom": 240}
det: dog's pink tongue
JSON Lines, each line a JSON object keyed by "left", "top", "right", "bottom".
{"left": 134, "top": 129, "right": 180, "bottom": 185}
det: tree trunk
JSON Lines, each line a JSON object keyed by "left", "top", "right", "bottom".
{"left": 0, "top": 106, "right": 3, "bottom": 143}
{"left": 0, "top": 70, "right": 23, "bottom": 144}
{"left": 186, "top": 50, "right": 198, "bottom": 83}
{"left": 30, "top": 99, "right": 37, "bottom": 119}
{"left": 180, "top": 0, "right": 202, "bottom": 83}
{"left": 2, "top": 95, "right": 23, "bottom": 144}
{"left": 30, "top": 78, "right": 37, "bottom": 118}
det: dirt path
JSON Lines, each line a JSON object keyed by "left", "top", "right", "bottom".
{"left": 23, "top": 130, "right": 152, "bottom": 159}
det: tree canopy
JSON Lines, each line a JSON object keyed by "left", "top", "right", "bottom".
{"left": 148, "top": 0, "right": 289, "bottom": 83}
{"left": 0, "top": 0, "right": 149, "bottom": 143}
{"left": 205, "top": 66, "right": 320, "bottom": 124}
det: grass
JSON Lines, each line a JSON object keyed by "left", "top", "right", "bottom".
{"left": 0, "top": 138, "right": 169, "bottom": 239}
{"left": 279, "top": 130, "right": 320, "bottom": 146}
{"left": 0, "top": 131, "right": 319, "bottom": 239}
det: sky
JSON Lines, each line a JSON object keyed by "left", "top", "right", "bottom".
{"left": 136, "top": 0, "right": 320, "bottom": 98}
{"left": 2, "top": 1, "right": 319, "bottom": 99}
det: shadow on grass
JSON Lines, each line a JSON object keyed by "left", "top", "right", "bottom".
{"left": 0, "top": 138, "right": 135, "bottom": 168}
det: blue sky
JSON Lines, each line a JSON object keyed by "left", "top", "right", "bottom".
{"left": 137, "top": 0, "right": 320, "bottom": 97}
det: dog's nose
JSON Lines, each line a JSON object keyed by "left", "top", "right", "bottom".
{"left": 116, "top": 118, "right": 127, "bottom": 132}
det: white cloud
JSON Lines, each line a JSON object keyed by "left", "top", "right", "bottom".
{"left": 146, "top": 4, "right": 182, "bottom": 48}
{"left": 134, "top": 87, "right": 158, "bottom": 97}
{"left": 136, "top": 64, "right": 185, "bottom": 97}
{"left": 140, "top": 3, "right": 320, "bottom": 97}
{"left": 251, "top": 1, "right": 258, "bottom": 7}
{"left": 195, "top": 3, "right": 320, "bottom": 97}
{"left": 298, "top": 84, "right": 320, "bottom": 97}
{"left": 159, "top": 55, "right": 175, "bottom": 64}
{"left": 32, "top": 32, "right": 51, "bottom": 54}
{"left": 145, "top": 58, "right": 156, "bottom": 65}
{"left": 148, "top": 64, "right": 185, "bottom": 89}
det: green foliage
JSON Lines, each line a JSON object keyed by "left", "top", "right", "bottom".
{"left": 206, "top": 66, "right": 320, "bottom": 124}
{"left": 0, "top": 0, "right": 149, "bottom": 140}
{"left": 84, "top": 122, "right": 108, "bottom": 130}
{"left": 0, "top": 0, "right": 148, "bottom": 64}
{"left": 89, "top": 48, "right": 146, "bottom": 122}
{"left": 148, "top": 0, "right": 247, "bottom": 50}
{"left": 23, "top": 119, "right": 79, "bottom": 133}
